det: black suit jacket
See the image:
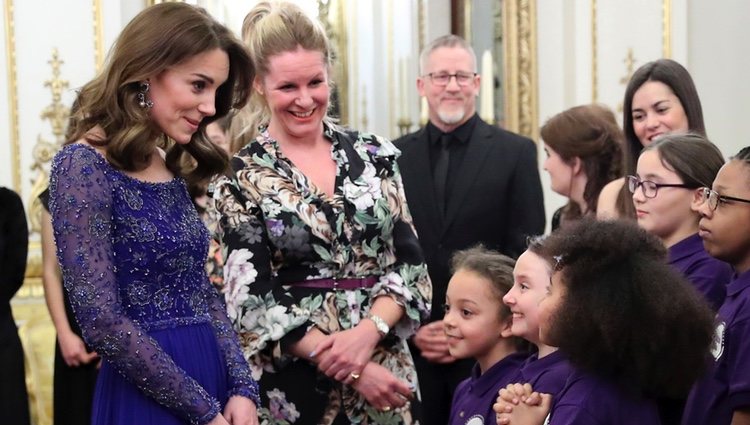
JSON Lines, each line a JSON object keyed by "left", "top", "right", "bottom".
{"left": 394, "top": 118, "right": 545, "bottom": 321}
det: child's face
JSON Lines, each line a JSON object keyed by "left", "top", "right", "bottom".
{"left": 633, "top": 150, "right": 699, "bottom": 244}
{"left": 537, "top": 270, "right": 567, "bottom": 346}
{"left": 697, "top": 160, "right": 750, "bottom": 272}
{"left": 504, "top": 250, "right": 551, "bottom": 345}
{"left": 444, "top": 269, "right": 511, "bottom": 367}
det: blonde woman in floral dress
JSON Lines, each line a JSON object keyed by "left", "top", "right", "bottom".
{"left": 214, "top": 2, "right": 431, "bottom": 424}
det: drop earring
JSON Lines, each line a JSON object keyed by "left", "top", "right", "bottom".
{"left": 137, "top": 81, "right": 154, "bottom": 109}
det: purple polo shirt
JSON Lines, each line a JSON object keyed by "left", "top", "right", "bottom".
{"left": 448, "top": 352, "right": 527, "bottom": 425}
{"left": 548, "top": 368, "right": 661, "bottom": 425}
{"left": 518, "top": 350, "right": 573, "bottom": 395}
{"left": 669, "top": 233, "right": 731, "bottom": 310}
{"left": 682, "top": 268, "right": 750, "bottom": 425}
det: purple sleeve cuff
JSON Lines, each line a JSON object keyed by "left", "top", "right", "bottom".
{"left": 193, "top": 399, "right": 222, "bottom": 425}
{"left": 227, "top": 380, "right": 262, "bottom": 409}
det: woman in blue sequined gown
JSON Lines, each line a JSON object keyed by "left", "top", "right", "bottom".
{"left": 48, "top": 4, "right": 259, "bottom": 425}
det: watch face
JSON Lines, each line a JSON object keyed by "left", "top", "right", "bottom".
{"left": 370, "top": 315, "right": 389, "bottom": 335}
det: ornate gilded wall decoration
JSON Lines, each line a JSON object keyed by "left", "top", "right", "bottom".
{"left": 27, "top": 49, "right": 69, "bottom": 236}
{"left": 318, "top": 0, "right": 349, "bottom": 126}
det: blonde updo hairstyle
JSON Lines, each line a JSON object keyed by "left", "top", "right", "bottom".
{"left": 231, "top": 1, "right": 336, "bottom": 153}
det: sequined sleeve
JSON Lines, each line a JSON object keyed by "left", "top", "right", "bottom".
{"left": 49, "top": 145, "right": 222, "bottom": 425}
{"left": 204, "top": 271, "right": 261, "bottom": 404}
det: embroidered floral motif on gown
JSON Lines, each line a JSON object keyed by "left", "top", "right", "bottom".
{"left": 214, "top": 124, "right": 432, "bottom": 424}
{"left": 49, "top": 144, "right": 259, "bottom": 425}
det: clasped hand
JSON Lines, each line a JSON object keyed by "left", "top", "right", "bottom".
{"left": 311, "top": 319, "right": 381, "bottom": 383}
{"left": 493, "top": 383, "right": 552, "bottom": 425}
{"left": 311, "top": 321, "right": 413, "bottom": 410}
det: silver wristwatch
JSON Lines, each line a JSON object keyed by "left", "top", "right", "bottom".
{"left": 367, "top": 314, "right": 390, "bottom": 338}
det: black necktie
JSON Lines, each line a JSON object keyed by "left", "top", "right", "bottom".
{"left": 433, "top": 133, "right": 451, "bottom": 215}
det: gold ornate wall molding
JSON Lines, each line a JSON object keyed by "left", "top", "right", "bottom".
{"left": 662, "top": 0, "right": 672, "bottom": 58}
{"left": 93, "top": 0, "right": 104, "bottom": 71}
{"left": 4, "top": 0, "right": 21, "bottom": 191}
{"left": 318, "top": 0, "right": 349, "bottom": 127}
{"left": 503, "top": 0, "right": 539, "bottom": 142}
{"left": 26, "top": 49, "right": 69, "bottom": 235}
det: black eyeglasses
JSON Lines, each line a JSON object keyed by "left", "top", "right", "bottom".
{"left": 627, "top": 175, "right": 696, "bottom": 199}
{"left": 700, "top": 187, "right": 750, "bottom": 211}
{"left": 423, "top": 72, "right": 477, "bottom": 87}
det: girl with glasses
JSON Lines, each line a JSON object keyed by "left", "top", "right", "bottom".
{"left": 630, "top": 133, "right": 732, "bottom": 425}
{"left": 631, "top": 134, "right": 731, "bottom": 312}
{"left": 683, "top": 146, "right": 750, "bottom": 425}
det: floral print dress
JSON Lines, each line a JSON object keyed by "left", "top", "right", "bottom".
{"left": 214, "top": 124, "right": 432, "bottom": 424}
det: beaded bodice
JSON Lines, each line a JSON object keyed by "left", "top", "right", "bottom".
{"left": 49, "top": 143, "right": 258, "bottom": 425}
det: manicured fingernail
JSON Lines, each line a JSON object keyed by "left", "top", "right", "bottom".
{"left": 309, "top": 350, "right": 316, "bottom": 357}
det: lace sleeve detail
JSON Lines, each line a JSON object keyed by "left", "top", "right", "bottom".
{"left": 49, "top": 145, "right": 221, "bottom": 425}
{"left": 204, "top": 279, "right": 261, "bottom": 405}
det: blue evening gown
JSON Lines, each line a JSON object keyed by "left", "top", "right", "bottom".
{"left": 49, "top": 143, "right": 259, "bottom": 425}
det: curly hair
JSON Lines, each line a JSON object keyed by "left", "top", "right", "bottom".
{"left": 539, "top": 218, "right": 715, "bottom": 398}
{"left": 67, "top": 3, "right": 252, "bottom": 186}
{"left": 541, "top": 104, "right": 624, "bottom": 220}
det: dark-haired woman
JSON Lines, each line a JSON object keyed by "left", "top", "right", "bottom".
{"left": 598, "top": 59, "right": 706, "bottom": 220}
{"left": 540, "top": 104, "right": 623, "bottom": 231}
{"left": 48, "top": 3, "right": 259, "bottom": 425}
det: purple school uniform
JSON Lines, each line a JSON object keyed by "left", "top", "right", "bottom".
{"left": 518, "top": 350, "right": 573, "bottom": 395}
{"left": 448, "top": 352, "right": 527, "bottom": 425}
{"left": 669, "top": 233, "right": 730, "bottom": 310}
{"left": 682, "top": 269, "right": 750, "bottom": 425}
{"left": 548, "top": 368, "right": 660, "bottom": 425}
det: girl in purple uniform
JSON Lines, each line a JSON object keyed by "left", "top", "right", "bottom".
{"left": 502, "top": 240, "right": 573, "bottom": 399}
{"left": 632, "top": 133, "right": 731, "bottom": 311}
{"left": 445, "top": 246, "right": 528, "bottom": 425}
{"left": 683, "top": 147, "right": 750, "bottom": 425}
{"left": 495, "top": 218, "right": 715, "bottom": 425}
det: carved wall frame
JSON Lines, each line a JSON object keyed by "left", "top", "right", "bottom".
{"left": 457, "top": 0, "right": 539, "bottom": 142}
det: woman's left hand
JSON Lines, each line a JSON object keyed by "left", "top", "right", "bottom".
{"left": 223, "top": 395, "right": 259, "bottom": 425}
{"left": 312, "top": 319, "right": 381, "bottom": 383}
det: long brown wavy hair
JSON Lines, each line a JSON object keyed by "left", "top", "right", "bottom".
{"left": 67, "top": 3, "right": 252, "bottom": 185}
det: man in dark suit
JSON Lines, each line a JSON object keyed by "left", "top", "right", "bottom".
{"left": 394, "top": 35, "right": 545, "bottom": 424}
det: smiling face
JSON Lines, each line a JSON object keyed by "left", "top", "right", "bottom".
{"left": 633, "top": 149, "right": 700, "bottom": 246}
{"left": 147, "top": 48, "right": 229, "bottom": 144}
{"left": 697, "top": 160, "right": 750, "bottom": 272}
{"left": 503, "top": 250, "right": 551, "bottom": 346}
{"left": 418, "top": 46, "right": 479, "bottom": 132}
{"left": 258, "top": 47, "right": 329, "bottom": 143}
{"left": 444, "top": 268, "right": 511, "bottom": 371}
{"left": 631, "top": 81, "right": 689, "bottom": 146}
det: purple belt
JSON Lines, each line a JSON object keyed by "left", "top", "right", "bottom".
{"left": 286, "top": 276, "right": 378, "bottom": 290}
